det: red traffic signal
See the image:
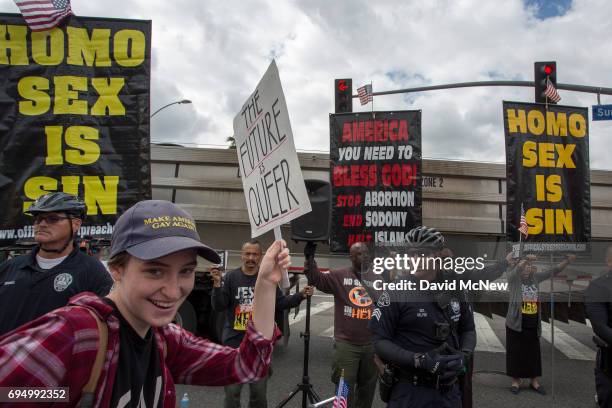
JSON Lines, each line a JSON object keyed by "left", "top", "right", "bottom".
{"left": 334, "top": 78, "right": 353, "bottom": 113}
{"left": 534, "top": 61, "right": 557, "bottom": 104}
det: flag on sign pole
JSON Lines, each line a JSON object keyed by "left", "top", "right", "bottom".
{"left": 518, "top": 203, "right": 529, "bottom": 238}
{"left": 14, "top": 0, "right": 73, "bottom": 32}
{"left": 357, "top": 84, "right": 373, "bottom": 106}
{"left": 333, "top": 370, "right": 349, "bottom": 408}
{"left": 544, "top": 77, "right": 561, "bottom": 103}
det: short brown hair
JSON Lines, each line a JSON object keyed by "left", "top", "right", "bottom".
{"left": 107, "top": 251, "right": 131, "bottom": 270}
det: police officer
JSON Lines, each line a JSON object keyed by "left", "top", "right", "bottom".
{"left": 585, "top": 245, "right": 612, "bottom": 407}
{"left": 0, "top": 192, "right": 113, "bottom": 336}
{"left": 370, "top": 226, "right": 476, "bottom": 408}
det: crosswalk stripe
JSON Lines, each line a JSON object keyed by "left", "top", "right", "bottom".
{"left": 540, "top": 321, "right": 595, "bottom": 361}
{"left": 289, "top": 301, "right": 334, "bottom": 326}
{"left": 474, "top": 313, "right": 506, "bottom": 353}
{"left": 320, "top": 326, "right": 335, "bottom": 338}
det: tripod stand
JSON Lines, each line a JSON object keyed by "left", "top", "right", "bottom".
{"left": 276, "top": 242, "right": 322, "bottom": 408}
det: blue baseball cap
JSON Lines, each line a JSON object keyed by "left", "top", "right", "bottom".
{"left": 110, "top": 200, "right": 221, "bottom": 263}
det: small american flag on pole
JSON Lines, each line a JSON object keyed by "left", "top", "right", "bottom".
{"left": 544, "top": 77, "right": 561, "bottom": 103}
{"left": 519, "top": 203, "right": 529, "bottom": 238}
{"left": 333, "top": 370, "right": 349, "bottom": 408}
{"left": 357, "top": 84, "right": 373, "bottom": 106}
{"left": 14, "top": 0, "right": 73, "bottom": 32}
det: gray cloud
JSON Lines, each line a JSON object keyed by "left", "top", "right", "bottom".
{"left": 0, "top": 0, "right": 610, "bottom": 168}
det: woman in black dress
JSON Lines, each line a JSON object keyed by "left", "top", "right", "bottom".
{"left": 505, "top": 254, "right": 575, "bottom": 395}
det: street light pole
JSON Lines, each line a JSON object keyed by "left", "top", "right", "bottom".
{"left": 150, "top": 99, "right": 192, "bottom": 118}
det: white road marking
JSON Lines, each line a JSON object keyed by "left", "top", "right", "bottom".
{"left": 541, "top": 321, "right": 596, "bottom": 361}
{"left": 289, "top": 302, "right": 334, "bottom": 326}
{"left": 474, "top": 313, "right": 506, "bottom": 353}
{"left": 320, "top": 326, "right": 335, "bottom": 338}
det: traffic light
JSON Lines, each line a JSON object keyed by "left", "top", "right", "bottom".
{"left": 334, "top": 78, "right": 353, "bottom": 113}
{"left": 534, "top": 61, "right": 557, "bottom": 104}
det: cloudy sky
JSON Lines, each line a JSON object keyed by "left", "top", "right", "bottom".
{"left": 2, "top": 0, "right": 611, "bottom": 169}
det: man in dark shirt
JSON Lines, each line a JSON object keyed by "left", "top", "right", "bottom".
{"left": 211, "top": 240, "right": 312, "bottom": 408}
{"left": 304, "top": 241, "right": 377, "bottom": 408}
{"left": 586, "top": 245, "right": 612, "bottom": 407}
{"left": 0, "top": 192, "right": 113, "bottom": 336}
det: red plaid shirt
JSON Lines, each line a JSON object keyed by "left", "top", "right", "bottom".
{"left": 0, "top": 292, "right": 280, "bottom": 407}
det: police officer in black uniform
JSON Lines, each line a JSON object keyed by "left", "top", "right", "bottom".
{"left": 585, "top": 245, "right": 612, "bottom": 407}
{"left": 370, "top": 226, "right": 476, "bottom": 408}
{"left": 0, "top": 192, "right": 113, "bottom": 336}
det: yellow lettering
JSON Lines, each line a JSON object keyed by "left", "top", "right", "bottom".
{"left": 67, "top": 27, "right": 111, "bottom": 67}
{"left": 507, "top": 109, "right": 527, "bottom": 134}
{"left": 527, "top": 110, "right": 545, "bottom": 135}
{"left": 526, "top": 208, "right": 543, "bottom": 235}
{"left": 31, "top": 29, "right": 64, "bottom": 65}
{"left": 556, "top": 144, "right": 576, "bottom": 168}
{"left": 546, "top": 111, "right": 567, "bottom": 137}
{"left": 61, "top": 176, "right": 80, "bottom": 196}
{"left": 44, "top": 126, "right": 63, "bottom": 165}
{"left": 556, "top": 209, "right": 573, "bottom": 234}
{"left": 0, "top": 25, "right": 28, "bottom": 65}
{"left": 65, "top": 126, "right": 100, "bottom": 165}
{"left": 114, "top": 29, "right": 145, "bottom": 67}
{"left": 529, "top": 208, "right": 572, "bottom": 235}
{"left": 538, "top": 143, "right": 556, "bottom": 167}
{"left": 54, "top": 76, "right": 88, "bottom": 114}
{"left": 18, "top": 76, "right": 50, "bottom": 115}
{"left": 536, "top": 175, "right": 545, "bottom": 201}
{"left": 569, "top": 113, "right": 586, "bottom": 138}
{"left": 522, "top": 141, "right": 537, "bottom": 167}
{"left": 546, "top": 174, "right": 562, "bottom": 202}
{"left": 83, "top": 176, "right": 119, "bottom": 215}
{"left": 91, "top": 77, "right": 125, "bottom": 115}
{"left": 545, "top": 209, "right": 555, "bottom": 234}
{"left": 23, "top": 176, "right": 58, "bottom": 212}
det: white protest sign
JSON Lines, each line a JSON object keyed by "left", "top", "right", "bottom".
{"left": 233, "top": 60, "right": 311, "bottom": 238}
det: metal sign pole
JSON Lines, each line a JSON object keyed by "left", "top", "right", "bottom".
{"left": 550, "top": 252, "right": 555, "bottom": 401}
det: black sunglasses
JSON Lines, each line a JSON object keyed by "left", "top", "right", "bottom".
{"left": 33, "top": 215, "right": 71, "bottom": 225}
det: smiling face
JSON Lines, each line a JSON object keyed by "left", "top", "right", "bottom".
{"left": 108, "top": 249, "right": 197, "bottom": 337}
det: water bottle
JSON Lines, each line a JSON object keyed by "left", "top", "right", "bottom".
{"left": 180, "top": 392, "right": 189, "bottom": 407}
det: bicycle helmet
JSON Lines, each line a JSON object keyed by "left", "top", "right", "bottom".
{"left": 26, "top": 192, "right": 87, "bottom": 220}
{"left": 406, "top": 226, "right": 445, "bottom": 250}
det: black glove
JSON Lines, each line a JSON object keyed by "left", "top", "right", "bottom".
{"left": 438, "top": 356, "right": 465, "bottom": 382}
{"left": 413, "top": 350, "right": 463, "bottom": 376}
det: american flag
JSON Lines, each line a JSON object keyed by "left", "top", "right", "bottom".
{"left": 333, "top": 371, "right": 349, "bottom": 408}
{"left": 357, "top": 84, "right": 373, "bottom": 106}
{"left": 518, "top": 203, "right": 529, "bottom": 238}
{"left": 544, "top": 77, "right": 561, "bottom": 103}
{"left": 14, "top": 0, "right": 73, "bottom": 32}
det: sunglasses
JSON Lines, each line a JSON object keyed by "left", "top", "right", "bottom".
{"left": 33, "top": 215, "right": 71, "bottom": 225}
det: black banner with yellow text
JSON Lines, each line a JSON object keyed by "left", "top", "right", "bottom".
{"left": 504, "top": 101, "right": 590, "bottom": 252}
{"left": 330, "top": 111, "right": 422, "bottom": 253}
{"left": 0, "top": 14, "right": 151, "bottom": 243}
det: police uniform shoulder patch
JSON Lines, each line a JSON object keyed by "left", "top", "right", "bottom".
{"left": 377, "top": 291, "right": 391, "bottom": 307}
{"left": 54, "top": 273, "right": 73, "bottom": 292}
{"left": 450, "top": 298, "right": 461, "bottom": 322}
